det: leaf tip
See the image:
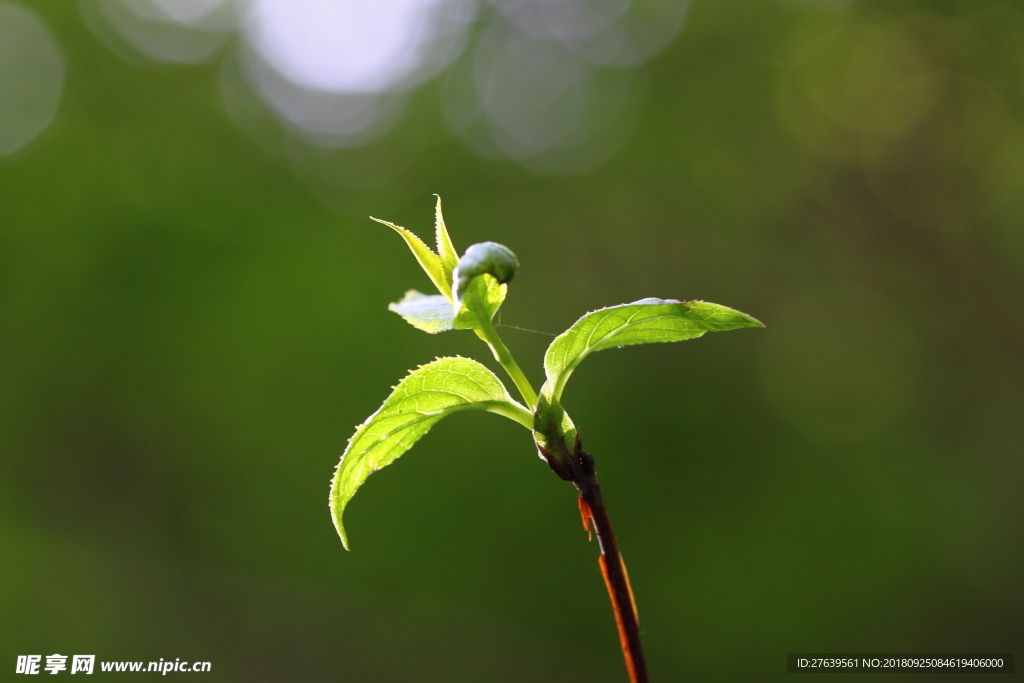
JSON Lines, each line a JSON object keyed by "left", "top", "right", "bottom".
{"left": 434, "top": 195, "right": 459, "bottom": 279}
{"left": 330, "top": 492, "right": 352, "bottom": 550}
{"left": 734, "top": 308, "right": 766, "bottom": 328}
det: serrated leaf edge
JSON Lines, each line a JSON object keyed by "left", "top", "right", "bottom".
{"left": 372, "top": 216, "right": 453, "bottom": 302}
{"left": 330, "top": 356, "right": 532, "bottom": 549}
{"left": 434, "top": 195, "right": 459, "bottom": 283}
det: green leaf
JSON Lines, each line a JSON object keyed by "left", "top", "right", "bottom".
{"left": 388, "top": 290, "right": 455, "bottom": 333}
{"left": 542, "top": 298, "right": 763, "bottom": 402}
{"left": 452, "top": 273, "right": 507, "bottom": 331}
{"left": 434, "top": 196, "right": 459, "bottom": 284}
{"left": 330, "top": 357, "right": 532, "bottom": 549}
{"left": 387, "top": 276, "right": 506, "bottom": 335}
{"left": 372, "top": 216, "right": 452, "bottom": 302}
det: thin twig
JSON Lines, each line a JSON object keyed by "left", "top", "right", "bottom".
{"left": 574, "top": 454, "right": 648, "bottom": 683}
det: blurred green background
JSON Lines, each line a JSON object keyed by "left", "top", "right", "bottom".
{"left": 2, "top": 0, "right": 1022, "bottom": 680}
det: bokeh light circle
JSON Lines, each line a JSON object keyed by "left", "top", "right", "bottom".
{"left": 0, "top": 1, "right": 65, "bottom": 157}
{"left": 443, "top": 22, "right": 645, "bottom": 174}
{"left": 92, "top": 0, "right": 234, "bottom": 64}
{"left": 244, "top": 0, "right": 457, "bottom": 94}
{"left": 862, "top": 73, "right": 1024, "bottom": 233}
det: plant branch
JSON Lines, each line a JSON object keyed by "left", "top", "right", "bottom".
{"left": 578, "top": 468, "right": 648, "bottom": 683}
{"left": 541, "top": 443, "right": 648, "bottom": 683}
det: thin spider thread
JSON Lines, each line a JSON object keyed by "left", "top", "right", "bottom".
{"left": 495, "top": 310, "right": 556, "bottom": 337}
{"left": 495, "top": 324, "right": 557, "bottom": 337}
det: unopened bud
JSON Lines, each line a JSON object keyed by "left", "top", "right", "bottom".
{"left": 453, "top": 242, "right": 518, "bottom": 303}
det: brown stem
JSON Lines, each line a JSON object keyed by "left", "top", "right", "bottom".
{"left": 576, "top": 470, "right": 648, "bottom": 683}
{"left": 541, "top": 441, "right": 647, "bottom": 683}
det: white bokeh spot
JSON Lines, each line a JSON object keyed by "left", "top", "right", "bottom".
{"left": 0, "top": 1, "right": 65, "bottom": 157}
{"left": 245, "top": 0, "right": 448, "bottom": 94}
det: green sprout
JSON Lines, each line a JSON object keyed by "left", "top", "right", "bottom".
{"left": 330, "top": 197, "right": 763, "bottom": 682}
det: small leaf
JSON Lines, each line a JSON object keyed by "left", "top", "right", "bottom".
{"left": 330, "top": 357, "right": 532, "bottom": 549}
{"left": 542, "top": 298, "right": 763, "bottom": 402}
{"left": 388, "top": 277, "right": 506, "bottom": 335}
{"left": 389, "top": 290, "right": 456, "bottom": 333}
{"left": 434, "top": 196, "right": 459, "bottom": 284}
{"left": 387, "top": 276, "right": 506, "bottom": 336}
{"left": 372, "top": 216, "right": 452, "bottom": 302}
{"left": 452, "top": 273, "right": 507, "bottom": 331}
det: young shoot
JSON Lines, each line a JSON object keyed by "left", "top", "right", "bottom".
{"left": 329, "top": 197, "right": 763, "bottom": 683}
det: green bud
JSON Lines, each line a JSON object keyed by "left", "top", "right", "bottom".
{"left": 453, "top": 242, "right": 519, "bottom": 303}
